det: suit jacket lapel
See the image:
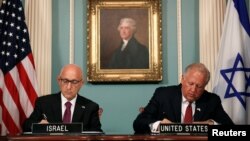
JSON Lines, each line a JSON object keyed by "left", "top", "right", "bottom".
{"left": 194, "top": 100, "right": 206, "bottom": 121}
{"left": 52, "top": 93, "right": 63, "bottom": 122}
{"left": 173, "top": 86, "right": 182, "bottom": 122}
{"left": 72, "top": 96, "right": 86, "bottom": 122}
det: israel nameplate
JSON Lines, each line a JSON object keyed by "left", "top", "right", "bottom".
{"left": 32, "top": 123, "right": 82, "bottom": 134}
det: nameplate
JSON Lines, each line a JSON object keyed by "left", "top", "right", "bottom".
{"left": 32, "top": 123, "right": 82, "bottom": 134}
{"left": 160, "top": 124, "right": 208, "bottom": 135}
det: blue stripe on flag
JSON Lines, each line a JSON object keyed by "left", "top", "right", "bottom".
{"left": 233, "top": 0, "right": 250, "bottom": 36}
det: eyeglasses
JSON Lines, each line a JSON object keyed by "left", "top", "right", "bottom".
{"left": 59, "top": 78, "right": 82, "bottom": 85}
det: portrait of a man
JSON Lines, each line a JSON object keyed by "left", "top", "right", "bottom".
{"left": 108, "top": 18, "right": 149, "bottom": 69}
{"left": 87, "top": 0, "right": 162, "bottom": 82}
{"left": 100, "top": 9, "right": 149, "bottom": 69}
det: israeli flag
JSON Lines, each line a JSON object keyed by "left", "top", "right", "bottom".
{"left": 213, "top": 0, "right": 250, "bottom": 124}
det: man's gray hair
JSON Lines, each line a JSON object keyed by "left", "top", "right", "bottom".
{"left": 117, "top": 18, "right": 137, "bottom": 32}
{"left": 184, "top": 63, "right": 210, "bottom": 85}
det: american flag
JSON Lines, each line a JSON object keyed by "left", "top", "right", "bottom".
{"left": 0, "top": 0, "right": 39, "bottom": 135}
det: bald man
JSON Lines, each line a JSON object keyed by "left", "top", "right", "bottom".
{"left": 22, "top": 64, "right": 102, "bottom": 132}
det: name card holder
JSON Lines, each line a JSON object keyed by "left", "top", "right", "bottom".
{"left": 32, "top": 123, "right": 82, "bottom": 134}
{"left": 160, "top": 124, "right": 208, "bottom": 135}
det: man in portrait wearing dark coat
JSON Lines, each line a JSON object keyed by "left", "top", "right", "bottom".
{"left": 109, "top": 18, "right": 149, "bottom": 69}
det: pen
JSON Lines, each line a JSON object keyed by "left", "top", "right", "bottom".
{"left": 42, "top": 113, "right": 47, "bottom": 120}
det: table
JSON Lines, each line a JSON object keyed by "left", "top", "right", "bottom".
{"left": 0, "top": 134, "right": 207, "bottom": 140}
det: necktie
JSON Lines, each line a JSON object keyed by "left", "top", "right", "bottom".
{"left": 63, "top": 101, "right": 72, "bottom": 123}
{"left": 184, "top": 102, "right": 192, "bottom": 123}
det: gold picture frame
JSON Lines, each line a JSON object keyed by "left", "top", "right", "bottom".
{"left": 87, "top": 0, "right": 162, "bottom": 82}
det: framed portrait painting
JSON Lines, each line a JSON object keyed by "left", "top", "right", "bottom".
{"left": 87, "top": 0, "right": 162, "bottom": 82}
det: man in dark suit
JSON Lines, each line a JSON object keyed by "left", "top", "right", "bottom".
{"left": 22, "top": 64, "right": 102, "bottom": 132}
{"left": 109, "top": 18, "right": 149, "bottom": 69}
{"left": 133, "top": 63, "right": 234, "bottom": 134}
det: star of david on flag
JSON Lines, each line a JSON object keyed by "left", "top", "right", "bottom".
{"left": 220, "top": 53, "right": 250, "bottom": 110}
{"left": 213, "top": 0, "right": 250, "bottom": 124}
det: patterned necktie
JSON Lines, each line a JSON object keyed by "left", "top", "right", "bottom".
{"left": 63, "top": 101, "right": 72, "bottom": 123}
{"left": 184, "top": 102, "right": 193, "bottom": 123}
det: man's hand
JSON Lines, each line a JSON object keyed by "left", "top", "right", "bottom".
{"left": 39, "top": 119, "right": 49, "bottom": 124}
{"left": 160, "top": 118, "right": 173, "bottom": 124}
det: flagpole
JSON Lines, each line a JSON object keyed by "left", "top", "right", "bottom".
{"left": 177, "top": 0, "right": 183, "bottom": 82}
{"left": 69, "top": 0, "right": 75, "bottom": 64}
